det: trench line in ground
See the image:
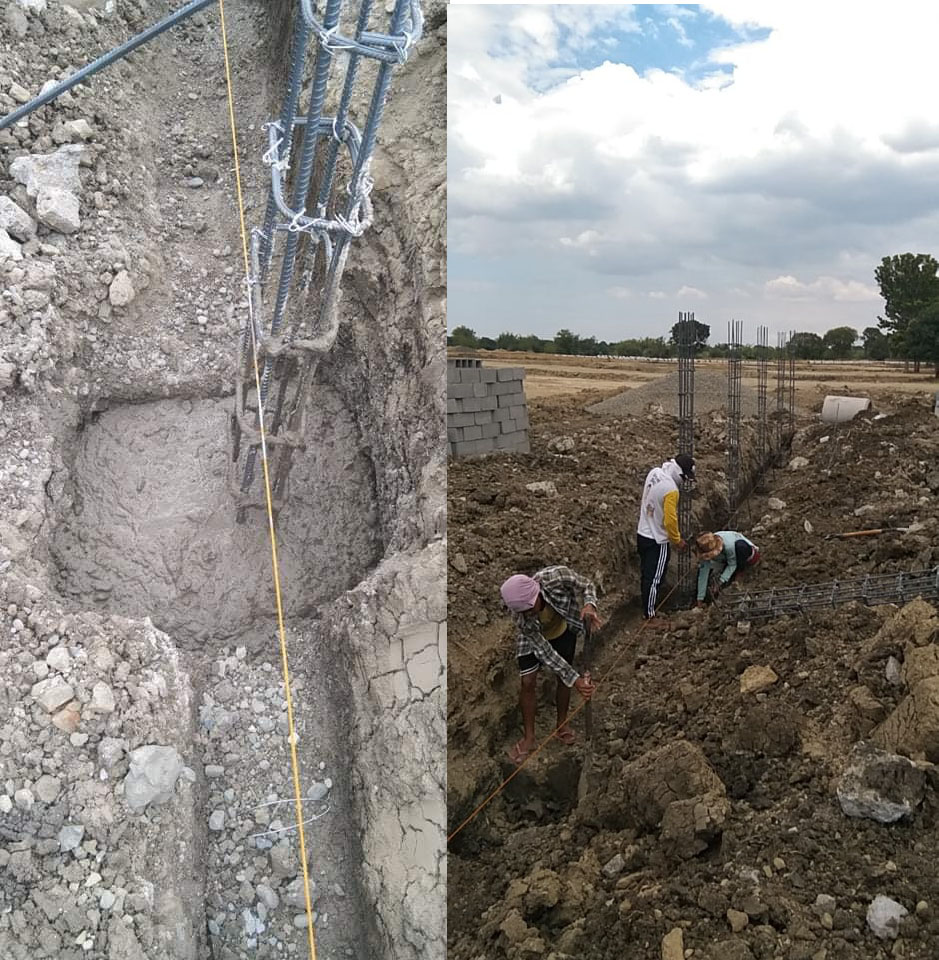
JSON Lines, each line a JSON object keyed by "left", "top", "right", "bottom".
{"left": 450, "top": 422, "right": 800, "bottom": 841}
{"left": 218, "top": 4, "right": 319, "bottom": 958}
{"left": 447, "top": 577, "right": 686, "bottom": 845}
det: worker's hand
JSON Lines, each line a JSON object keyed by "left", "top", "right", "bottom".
{"left": 581, "top": 605, "right": 604, "bottom": 633}
{"left": 677, "top": 539, "right": 689, "bottom": 552}
{"left": 695, "top": 600, "right": 705, "bottom": 609}
{"left": 574, "top": 673, "right": 595, "bottom": 700}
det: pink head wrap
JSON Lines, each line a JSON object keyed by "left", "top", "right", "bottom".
{"left": 500, "top": 574, "right": 540, "bottom": 612}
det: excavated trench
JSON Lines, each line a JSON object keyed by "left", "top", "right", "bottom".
{"left": 451, "top": 429, "right": 795, "bottom": 847}
{"left": 49, "top": 387, "right": 381, "bottom": 649}
{"left": 0, "top": 0, "right": 445, "bottom": 960}
{"left": 0, "top": 0, "right": 442, "bottom": 955}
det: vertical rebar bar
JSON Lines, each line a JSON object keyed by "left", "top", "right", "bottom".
{"left": 756, "top": 324, "right": 768, "bottom": 467}
{"left": 676, "top": 312, "right": 695, "bottom": 605}
{"left": 788, "top": 330, "right": 796, "bottom": 438}
{"left": 257, "top": 13, "right": 313, "bottom": 281}
{"left": 727, "top": 319, "right": 742, "bottom": 516}
{"left": 775, "top": 331, "right": 786, "bottom": 460}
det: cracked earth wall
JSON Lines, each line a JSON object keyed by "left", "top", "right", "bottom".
{"left": 267, "top": 1, "right": 447, "bottom": 956}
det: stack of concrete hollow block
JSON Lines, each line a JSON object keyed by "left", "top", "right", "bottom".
{"left": 447, "top": 358, "right": 530, "bottom": 457}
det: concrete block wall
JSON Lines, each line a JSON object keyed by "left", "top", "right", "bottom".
{"left": 447, "top": 358, "right": 530, "bottom": 457}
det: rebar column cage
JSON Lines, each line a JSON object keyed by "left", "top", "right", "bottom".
{"left": 756, "top": 325, "right": 768, "bottom": 467}
{"left": 788, "top": 331, "right": 796, "bottom": 436}
{"left": 676, "top": 312, "right": 696, "bottom": 604}
{"left": 230, "top": 0, "right": 423, "bottom": 522}
{"left": 727, "top": 319, "right": 743, "bottom": 516}
{"left": 775, "top": 331, "right": 787, "bottom": 459}
{"left": 733, "top": 566, "right": 939, "bottom": 622}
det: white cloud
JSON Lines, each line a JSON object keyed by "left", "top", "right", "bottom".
{"left": 607, "top": 286, "right": 633, "bottom": 299}
{"left": 764, "top": 275, "right": 881, "bottom": 302}
{"left": 648, "top": 291, "right": 667, "bottom": 300}
{"left": 448, "top": 4, "right": 939, "bottom": 340}
{"left": 559, "top": 229, "right": 602, "bottom": 249}
{"left": 678, "top": 285, "right": 708, "bottom": 300}
{"left": 667, "top": 16, "right": 694, "bottom": 48}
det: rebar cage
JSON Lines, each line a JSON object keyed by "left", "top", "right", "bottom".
{"left": 676, "top": 312, "right": 696, "bottom": 604}
{"left": 231, "top": 0, "right": 423, "bottom": 522}
{"left": 733, "top": 567, "right": 939, "bottom": 621}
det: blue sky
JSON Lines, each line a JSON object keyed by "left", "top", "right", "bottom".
{"left": 448, "top": 3, "right": 939, "bottom": 344}
{"left": 532, "top": 5, "right": 766, "bottom": 82}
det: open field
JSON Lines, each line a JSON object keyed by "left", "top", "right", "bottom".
{"left": 456, "top": 350, "right": 939, "bottom": 403}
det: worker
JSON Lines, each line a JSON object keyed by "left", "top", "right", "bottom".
{"left": 693, "top": 531, "right": 761, "bottom": 606}
{"left": 500, "top": 566, "right": 602, "bottom": 766}
{"left": 636, "top": 454, "right": 695, "bottom": 626}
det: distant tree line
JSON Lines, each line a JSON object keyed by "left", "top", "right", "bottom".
{"left": 448, "top": 253, "right": 939, "bottom": 376}
{"left": 448, "top": 321, "right": 870, "bottom": 361}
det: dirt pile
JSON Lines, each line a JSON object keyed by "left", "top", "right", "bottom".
{"left": 449, "top": 392, "right": 939, "bottom": 959}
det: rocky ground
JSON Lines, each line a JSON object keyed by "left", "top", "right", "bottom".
{"left": 0, "top": 1, "right": 445, "bottom": 959}
{"left": 448, "top": 378, "right": 939, "bottom": 959}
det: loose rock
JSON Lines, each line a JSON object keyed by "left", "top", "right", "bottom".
{"left": 109, "top": 270, "right": 136, "bottom": 307}
{"left": 867, "top": 894, "right": 907, "bottom": 940}
{"left": 739, "top": 664, "right": 778, "bottom": 695}
{"left": 123, "top": 744, "right": 184, "bottom": 811}
{"left": 837, "top": 740, "right": 925, "bottom": 823}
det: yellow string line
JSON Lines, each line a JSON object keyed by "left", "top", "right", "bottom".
{"left": 217, "top": 4, "right": 318, "bottom": 959}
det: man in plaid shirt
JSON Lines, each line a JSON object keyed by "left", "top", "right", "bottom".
{"left": 500, "top": 565, "right": 602, "bottom": 765}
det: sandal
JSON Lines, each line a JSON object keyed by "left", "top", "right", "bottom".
{"left": 506, "top": 740, "right": 532, "bottom": 766}
{"left": 555, "top": 727, "right": 576, "bottom": 745}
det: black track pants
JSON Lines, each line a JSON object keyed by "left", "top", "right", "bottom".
{"left": 637, "top": 533, "right": 670, "bottom": 619}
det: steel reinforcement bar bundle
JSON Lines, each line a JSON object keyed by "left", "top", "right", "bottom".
{"left": 231, "top": 0, "right": 423, "bottom": 521}
{"left": 732, "top": 566, "right": 939, "bottom": 621}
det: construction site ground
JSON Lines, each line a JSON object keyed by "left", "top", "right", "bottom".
{"left": 447, "top": 353, "right": 939, "bottom": 960}
{"left": 0, "top": 2, "right": 444, "bottom": 959}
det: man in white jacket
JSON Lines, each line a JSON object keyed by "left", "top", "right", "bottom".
{"left": 636, "top": 454, "right": 695, "bottom": 626}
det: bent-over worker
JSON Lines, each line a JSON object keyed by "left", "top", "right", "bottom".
{"left": 636, "top": 454, "right": 695, "bottom": 626}
{"left": 500, "top": 566, "right": 602, "bottom": 766}
{"left": 694, "top": 530, "right": 761, "bottom": 606}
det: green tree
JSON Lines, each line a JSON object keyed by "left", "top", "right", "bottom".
{"left": 875, "top": 254, "right": 939, "bottom": 368}
{"left": 517, "top": 334, "right": 546, "bottom": 353}
{"left": 862, "top": 326, "right": 890, "bottom": 360}
{"left": 643, "top": 337, "right": 672, "bottom": 358}
{"left": 789, "top": 331, "right": 825, "bottom": 360}
{"left": 822, "top": 326, "right": 858, "bottom": 359}
{"left": 906, "top": 301, "right": 939, "bottom": 377}
{"left": 449, "top": 325, "right": 478, "bottom": 348}
{"left": 496, "top": 331, "right": 521, "bottom": 350}
{"left": 668, "top": 319, "right": 710, "bottom": 350}
{"left": 554, "top": 329, "right": 580, "bottom": 355}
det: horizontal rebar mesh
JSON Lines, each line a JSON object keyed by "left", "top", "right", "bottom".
{"left": 733, "top": 567, "right": 939, "bottom": 621}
